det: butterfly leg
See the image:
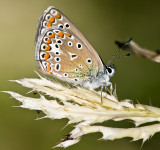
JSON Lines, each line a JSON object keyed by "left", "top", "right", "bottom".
{"left": 109, "top": 82, "right": 113, "bottom": 94}
{"left": 105, "top": 82, "right": 113, "bottom": 94}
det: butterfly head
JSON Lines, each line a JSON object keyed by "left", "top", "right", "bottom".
{"left": 105, "top": 64, "right": 115, "bottom": 77}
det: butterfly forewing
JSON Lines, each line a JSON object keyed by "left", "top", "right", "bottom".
{"left": 36, "top": 26, "right": 101, "bottom": 84}
{"left": 35, "top": 6, "right": 104, "bottom": 70}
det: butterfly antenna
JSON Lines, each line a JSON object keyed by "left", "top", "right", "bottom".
{"left": 107, "top": 38, "right": 132, "bottom": 65}
{"left": 111, "top": 52, "right": 133, "bottom": 63}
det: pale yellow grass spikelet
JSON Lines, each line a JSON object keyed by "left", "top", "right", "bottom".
{"left": 4, "top": 72, "right": 160, "bottom": 148}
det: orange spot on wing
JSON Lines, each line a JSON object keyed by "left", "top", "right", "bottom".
{"left": 47, "top": 22, "right": 52, "bottom": 28}
{"left": 47, "top": 66, "right": 51, "bottom": 72}
{"left": 49, "top": 17, "right": 55, "bottom": 23}
{"left": 65, "top": 33, "right": 71, "bottom": 37}
{"left": 44, "top": 53, "right": 50, "bottom": 60}
{"left": 46, "top": 38, "right": 51, "bottom": 44}
{"left": 58, "top": 32, "right": 64, "bottom": 38}
{"left": 47, "top": 63, "right": 51, "bottom": 74}
{"left": 55, "top": 13, "right": 61, "bottom": 19}
{"left": 45, "top": 45, "right": 51, "bottom": 51}
{"left": 49, "top": 33, "right": 55, "bottom": 38}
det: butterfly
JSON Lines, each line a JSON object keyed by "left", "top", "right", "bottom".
{"left": 35, "top": 6, "right": 116, "bottom": 102}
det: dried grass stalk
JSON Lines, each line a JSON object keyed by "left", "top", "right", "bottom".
{"left": 4, "top": 73, "right": 160, "bottom": 148}
{"left": 115, "top": 40, "right": 160, "bottom": 63}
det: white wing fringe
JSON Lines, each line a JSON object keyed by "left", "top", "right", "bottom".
{"left": 4, "top": 72, "right": 160, "bottom": 148}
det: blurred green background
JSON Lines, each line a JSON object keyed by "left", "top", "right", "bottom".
{"left": 1, "top": 0, "right": 160, "bottom": 149}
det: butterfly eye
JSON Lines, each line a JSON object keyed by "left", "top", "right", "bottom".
{"left": 77, "top": 43, "right": 82, "bottom": 49}
{"left": 108, "top": 68, "right": 112, "bottom": 73}
{"left": 86, "top": 58, "right": 92, "bottom": 64}
{"left": 106, "top": 66, "right": 115, "bottom": 77}
{"left": 64, "top": 23, "right": 70, "bottom": 28}
{"left": 50, "top": 9, "right": 57, "bottom": 15}
{"left": 68, "top": 41, "right": 72, "bottom": 47}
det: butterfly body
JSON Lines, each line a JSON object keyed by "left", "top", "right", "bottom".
{"left": 35, "top": 6, "right": 115, "bottom": 95}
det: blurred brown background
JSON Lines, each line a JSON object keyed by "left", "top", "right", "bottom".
{"left": 1, "top": 0, "right": 160, "bottom": 150}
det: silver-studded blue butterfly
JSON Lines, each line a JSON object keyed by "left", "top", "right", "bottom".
{"left": 35, "top": 6, "right": 116, "bottom": 102}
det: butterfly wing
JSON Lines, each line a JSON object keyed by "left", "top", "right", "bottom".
{"left": 36, "top": 26, "right": 103, "bottom": 84}
{"left": 35, "top": 6, "right": 104, "bottom": 70}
